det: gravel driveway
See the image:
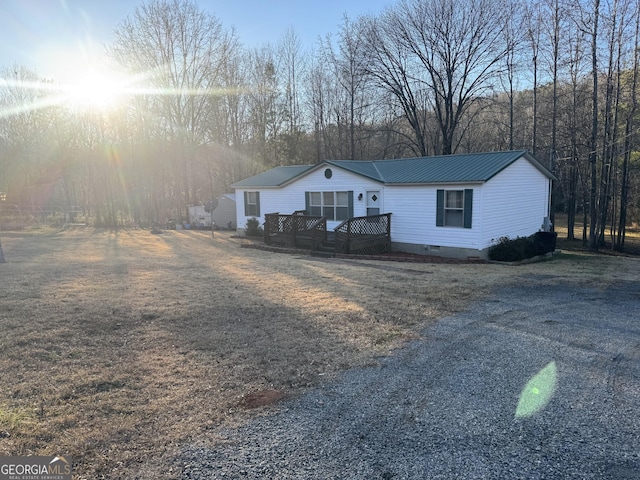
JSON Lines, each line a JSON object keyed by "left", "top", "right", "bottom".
{"left": 179, "top": 280, "right": 640, "bottom": 479}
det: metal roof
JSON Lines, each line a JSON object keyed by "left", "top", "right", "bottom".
{"left": 327, "top": 151, "right": 554, "bottom": 184}
{"left": 230, "top": 165, "right": 315, "bottom": 188}
{"left": 231, "top": 151, "right": 555, "bottom": 189}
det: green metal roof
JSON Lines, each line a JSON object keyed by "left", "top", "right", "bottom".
{"left": 231, "top": 165, "right": 314, "bottom": 188}
{"left": 232, "top": 151, "right": 555, "bottom": 189}
{"left": 327, "top": 151, "right": 554, "bottom": 184}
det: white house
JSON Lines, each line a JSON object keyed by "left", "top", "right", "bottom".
{"left": 231, "top": 151, "right": 555, "bottom": 258}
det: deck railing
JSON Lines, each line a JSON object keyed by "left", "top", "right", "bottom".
{"left": 264, "top": 212, "right": 391, "bottom": 255}
{"left": 334, "top": 213, "right": 392, "bottom": 255}
{"left": 264, "top": 212, "right": 327, "bottom": 249}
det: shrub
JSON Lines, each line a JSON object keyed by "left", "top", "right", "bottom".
{"left": 245, "top": 217, "right": 263, "bottom": 237}
{"left": 489, "top": 232, "right": 556, "bottom": 262}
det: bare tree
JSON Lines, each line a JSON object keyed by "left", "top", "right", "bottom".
{"left": 0, "top": 67, "right": 51, "bottom": 194}
{"left": 564, "top": 17, "right": 590, "bottom": 241}
{"left": 596, "top": 0, "right": 619, "bottom": 246}
{"left": 277, "top": 28, "right": 306, "bottom": 163}
{"left": 362, "top": 14, "right": 433, "bottom": 157}
{"left": 190, "top": 30, "right": 252, "bottom": 198}
{"left": 524, "top": 2, "right": 543, "bottom": 155}
{"left": 246, "top": 45, "right": 282, "bottom": 167}
{"left": 545, "top": 0, "right": 563, "bottom": 174}
{"left": 574, "top": 0, "right": 602, "bottom": 250}
{"left": 597, "top": 0, "right": 636, "bottom": 247}
{"left": 322, "top": 15, "right": 373, "bottom": 160}
{"left": 500, "top": 1, "right": 526, "bottom": 151}
{"left": 536, "top": 0, "right": 567, "bottom": 231}
{"left": 616, "top": 1, "right": 640, "bottom": 251}
{"left": 110, "top": 0, "right": 233, "bottom": 219}
{"left": 388, "top": 0, "right": 511, "bottom": 155}
{"left": 305, "top": 50, "right": 331, "bottom": 163}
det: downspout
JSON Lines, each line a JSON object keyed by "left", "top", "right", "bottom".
{"left": 547, "top": 178, "right": 553, "bottom": 230}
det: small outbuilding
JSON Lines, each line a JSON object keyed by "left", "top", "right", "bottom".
{"left": 188, "top": 194, "right": 237, "bottom": 229}
{"left": 231, "top": 151, "right": 555, "bottom": 259}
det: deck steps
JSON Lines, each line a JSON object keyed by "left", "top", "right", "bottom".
{"left": 311, "top": 238, "right": 335, "bottom": 258}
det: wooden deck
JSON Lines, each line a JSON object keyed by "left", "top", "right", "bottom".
{"left": 263, "top": 212, "right": 391, "bottom": 256}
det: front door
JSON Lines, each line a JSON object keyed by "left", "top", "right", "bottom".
{"left": 366, "top": 190, "right": 381, "bottom": 216}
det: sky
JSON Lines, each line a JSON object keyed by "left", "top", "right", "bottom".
{"left": 0, "top": 0, "right": 391, "bottom": 83}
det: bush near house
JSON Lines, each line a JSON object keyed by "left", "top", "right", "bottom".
{"left": 489, "top": 232, "right": 557, "bottom": 262}
{"left": 245, "top": 217, "right": 263, "bottom": 237}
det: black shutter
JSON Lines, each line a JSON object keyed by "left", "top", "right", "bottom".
{"left": 255, "top": 192, "right": 260, "bottom": 217}
{"left": 305, "top": 192, "right": 310, "bottom": 215}
{"left": 243, "top": 191, "right": 249, "bottom": 216}
{"left": 348, "top": 191, "right": 354, "bottom": 217}
{"left": 436, "top": 189, "right": 444, "bottom": 226}
{"left": 463, "top": 189, "right": 473, "bottom": 229}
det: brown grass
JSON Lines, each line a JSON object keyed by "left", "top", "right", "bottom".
{"left": 0, "top": 227, "right": 638, "bottom": 479}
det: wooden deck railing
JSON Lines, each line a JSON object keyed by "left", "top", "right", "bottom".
{"left": 264, "top": 212, "right": 391, "bottom": 255}
{"left": 334, "top": 213, "right": 392, "bottom": 255}
{"left": 264, "top": 212, "right": 327, "bottom": 250}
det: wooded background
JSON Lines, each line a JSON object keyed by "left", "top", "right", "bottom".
{"left": 1, "top": 0, "right": 638, "bottom": 251}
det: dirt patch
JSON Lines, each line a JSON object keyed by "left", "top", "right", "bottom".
{"left": 0, "top": 228, "right": 637, "bottom": 479}
{"left": 240, "top": 390, "right": 288, "bottom": 409}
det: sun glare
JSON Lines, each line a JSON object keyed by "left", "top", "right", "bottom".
{"left": 63, "top": 68, "right": 129, "bottom": 111}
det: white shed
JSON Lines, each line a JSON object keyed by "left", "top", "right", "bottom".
{"left": 231, "top": 151, "right": 555, "bottom": 258}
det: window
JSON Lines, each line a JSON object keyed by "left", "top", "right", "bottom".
{"left": 306, "top": 191, "right": 353, "bottom": 220}
{"left": 335, "top": 191, "right": 349, "bottom": 220}
{"left": 308, "top": 192, "right": 322, "bottom": 216}
{"left": 436, "top": 189, "right": 473, "bottom": 228}
{"left": 244, "top": 191, "right": 260, "bottom": 217}
{"left": 445, "top": 190, "right": 464, "bottom": 227}
{"left": 323, "top": 192, "right": 335, "bottom": 220}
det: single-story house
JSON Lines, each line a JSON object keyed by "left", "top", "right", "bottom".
{"left": 231, "top": 150, "right": 555, "bottom": 259}
{"left": 188, "top": 193, "right": 237, "bottom": 229}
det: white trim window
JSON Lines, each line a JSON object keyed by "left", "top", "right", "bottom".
{"left": 306, "top": 191, "right": 352, "bottom": 220}
{"left": 444, "top": 190, "right": 464, "bottom": 227}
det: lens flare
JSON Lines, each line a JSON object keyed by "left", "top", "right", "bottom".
{"left": 515, "top": 361, "right": 558, "bottom": 418}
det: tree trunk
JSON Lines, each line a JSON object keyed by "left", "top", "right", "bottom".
{"left": 616, "top": 1, "right": 639, "bottom": 251}
{"left": 588, "top": 0, "right": 601, "bottom": 251}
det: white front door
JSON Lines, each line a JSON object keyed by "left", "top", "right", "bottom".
{"left": 366, "top": 190, "right": 381, "bottom": 216}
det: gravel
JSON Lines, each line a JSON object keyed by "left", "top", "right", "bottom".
{"left": 178, "top": 281, "right": 640, "bottom": 479}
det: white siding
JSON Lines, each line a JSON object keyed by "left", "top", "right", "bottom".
{"left": 385, "top": 184, "right": 482, "bottom": 249}
{"left": 235, "top": 166, "right": 383, "bottom": 231}
{"left": 479, "top": 158, "right": 551, "bottom": 249}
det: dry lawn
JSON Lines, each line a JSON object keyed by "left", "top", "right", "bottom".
{"left": 0, "top": 228, "right": 638, "bottom": 479}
